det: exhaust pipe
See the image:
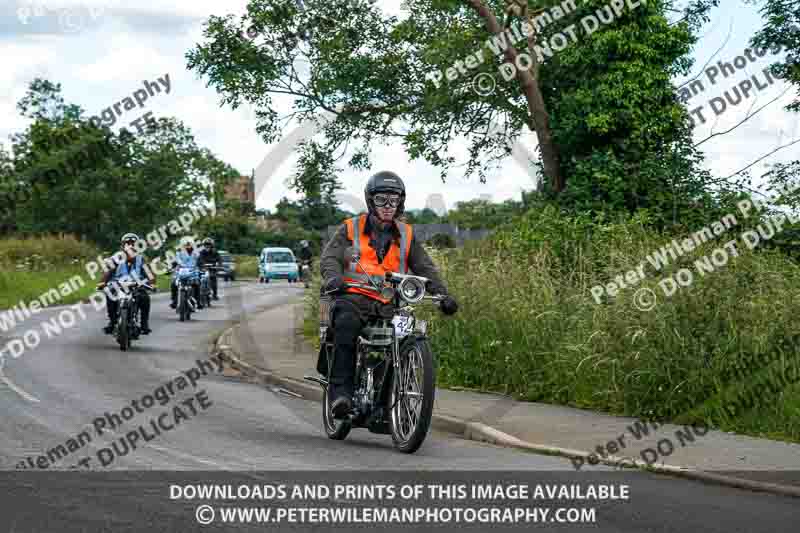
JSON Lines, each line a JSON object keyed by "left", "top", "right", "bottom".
{"left": 303, "top": 375, "right": 328, "bottom": 387}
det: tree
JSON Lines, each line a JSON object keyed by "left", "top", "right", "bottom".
{"left": 187, "top": 0, "right": 716, "bottom": 209}
{"left": 5, "top": 79, "right": 232, "bottom": 248}
{"left": 287, "top": 140, "right": 346, "bottom": 230}
{"left": 749, "top": 0, "right": 800, "bottom": 112}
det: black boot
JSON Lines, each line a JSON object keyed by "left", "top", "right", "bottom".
{"left": 103, "top": 322, "right": 115, "bottom": 334}
{"left": 330, "top": 380, "right": 354, "bottom": 419}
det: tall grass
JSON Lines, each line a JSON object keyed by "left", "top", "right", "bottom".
{"left": 420, "top": 206, "right": 800, "bottom": 442}
{"left": 0, "top": 235, "right": 101, "bottom": 309}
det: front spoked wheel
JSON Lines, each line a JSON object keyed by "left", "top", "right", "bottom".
{"left": 117, "top": 307, "right": 129, "bottom": 351}
{"left": 322, "top": 385, "right": 352, "bottom": 440}
{"left": 390, "top": 339, "right": 435, "bottom": 453}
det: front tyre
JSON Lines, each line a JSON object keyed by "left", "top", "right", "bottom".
{"left": 322, "top": 385, "right": 352, "bottom": 440}
{"left": 117, "top": 309, "right": 129, "bottom": 351}
{"left": 179, "top": 290, "right": 189, "bottom": 322}
{"left": 390, "top": 339, "right": 435, "bottom": 453}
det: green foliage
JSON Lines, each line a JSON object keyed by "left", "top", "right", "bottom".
{"left": 187, "top": 0, "right": 718, "bottom": 222}
{"left": 444, "top": 198, "right": 527, "bottom": 229}
{"left": 404, "top": 208, "right": 443, "bottom": 225}
{"left": 0, "top": 234, "right": 100, "bottom": 270}
{"left": 2, "top": 78, "right": 235, "bottom": 250}
{"left": 192, "top": 211, "right": 320, "bottom": 255}
{"left": 428, "top": 232, "right": 457, "bottom": 249}
{"left": 749, "top": 0, "right": 800, "bottom": 112}
{"left": 422, "top": 204, "right": 800, "bottom": 441}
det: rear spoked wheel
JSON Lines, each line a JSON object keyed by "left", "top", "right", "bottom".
{"left": 390, "top": 339, "right": 435, "bottom": 453}
{"left": 322, "top": 385, "right": 352, "bottom": 440}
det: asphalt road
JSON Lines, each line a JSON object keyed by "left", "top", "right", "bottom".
{"left": 0, "top": 281, "right": 796, "bottom": 532}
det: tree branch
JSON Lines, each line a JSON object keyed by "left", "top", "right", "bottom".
{"left": 694, "top": 86, "right": 792, "bottom": 148}
{"left": 721, "top": 137, "right": 800, "bottom": 181}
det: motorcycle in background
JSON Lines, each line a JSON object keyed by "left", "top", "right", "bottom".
{"left": 171, "top": 266, "right": 200, "bottom": 322}
{"left": 199, "top": 265, "right": 225, "bottom": 306}
{"left": 299, "top": 259, "right": 312, "bottom": 288}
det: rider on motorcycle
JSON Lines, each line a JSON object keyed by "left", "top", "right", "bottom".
{"left": 98, "top": 233, "right": 155, "bottom": 335}
{"left": 170, "top": 236, "right": 201, "bottom": 309}
{"left": 319, "top": 171, "right": 459, "bottom": 417}
{"left": 298, "top": 239, "right": 313, "bottom": 283}
{"left": 197, "top": 237, "right": 223, "bottom": 300}
{"left": 298, "top": 240, "right": 313, "bottom": 262}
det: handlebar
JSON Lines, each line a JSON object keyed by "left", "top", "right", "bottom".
{"left": 97, "top": 281, "right": 156, "bottom": 292}
{"left": 339, "top": 281, "right": 446, "bottom": 303}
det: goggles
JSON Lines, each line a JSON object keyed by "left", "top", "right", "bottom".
{"left": 373, "top": 193, "right": 401, "bottom": 208}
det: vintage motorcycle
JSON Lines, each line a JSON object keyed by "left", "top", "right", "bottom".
{"left": 198, "top": 265, "right": 225, "bottom": 307}
{"left": 305, "top": 268, "right": 444, "bottom": 454}
{"left": 299, "top": 259, "right": 312, "bottom": 288}
{"left": 172, "top": 266, "right": 200, "bottom": 322}
{"left": 113, "top": 279, "right": 155, "bottom": 351}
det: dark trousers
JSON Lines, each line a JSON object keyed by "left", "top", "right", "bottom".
{"left": 106, "top": 290, "right": 150, "bottom": 327}
{"left": 209, "top": 274, "right": 218, "bottom": 297}
{"left": 329, "top": 302, "right": 364, "bottom": 393}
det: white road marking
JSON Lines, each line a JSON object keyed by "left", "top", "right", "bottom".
{"left": 0, "top": 356, "right": 40, "bottom": 403}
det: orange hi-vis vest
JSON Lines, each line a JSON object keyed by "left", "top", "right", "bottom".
{"left": 343, "top": 214, "right": 413, "bottom": 304}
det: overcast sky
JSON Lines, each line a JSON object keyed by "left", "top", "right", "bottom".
{"left": 0, "top": 0, "right": 797, "bottom": 213}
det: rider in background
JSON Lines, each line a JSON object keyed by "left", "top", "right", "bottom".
{"left": 197, "top": 237, "right": 223, "bottom": 300}
{"left": 98, "top": 233, "right": 155, "bottom": 335}
{"left": 170, "top": 237, "right": 200, "bottom": 309}
{"left": 298, "top": 239, "right": 313, "bottom": 283}
{"left": 319, "top": 171, "right": 458, "bottom": 417}
{"left": 298, "top": 240, "right": 313, "bottom": 263}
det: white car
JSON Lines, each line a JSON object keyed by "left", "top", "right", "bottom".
{"left": 258, "top": 247, "right": 299, "bottom": 283}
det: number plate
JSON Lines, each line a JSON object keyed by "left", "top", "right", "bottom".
{"left": 392, "top": 315, "right": 414, "bottom": 337}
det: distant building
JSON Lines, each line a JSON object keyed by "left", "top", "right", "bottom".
{"left": 224, "top": 171, "right": 255, "bottom": 204}
{"left": 425, "top": 193, "right": 447, "bottom": 216}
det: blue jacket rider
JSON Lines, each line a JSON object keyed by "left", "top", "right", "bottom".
{"left": 171, "top": 238, "right": 201, "bottom": 309}
{"left": 98, "top": 233, "right": 155, "bottom": 335}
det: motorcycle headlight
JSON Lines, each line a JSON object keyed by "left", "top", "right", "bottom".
{"left": 398, "top": 277, "right": 425, "bottom": 304}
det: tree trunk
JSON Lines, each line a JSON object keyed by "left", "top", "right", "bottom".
{"left": 467, "top": 0, "right": 564, "bottom": 193}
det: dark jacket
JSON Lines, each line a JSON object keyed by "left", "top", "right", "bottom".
{"left": 320, "top": 214, "right": 449, "bottom": 321}
{"left": 298, "top": 247, "right": 313, "bottom": 262}
{"left": 197, "top": 249, "right": 222, "bottom": 271}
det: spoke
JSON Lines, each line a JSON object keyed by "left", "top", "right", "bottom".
{"left": 403, "top": 397, "right": 417, "bottom": 428}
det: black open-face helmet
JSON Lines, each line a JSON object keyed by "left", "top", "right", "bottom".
{"left": 364, "top": 171, "right": 406, "bottom": 218}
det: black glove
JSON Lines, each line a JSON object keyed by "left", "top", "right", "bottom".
{"left": 323, "top": 276, "right": 344, "bottom": 294}
{"left": 440, "top": 295, "right": 458, "bottom": 316}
